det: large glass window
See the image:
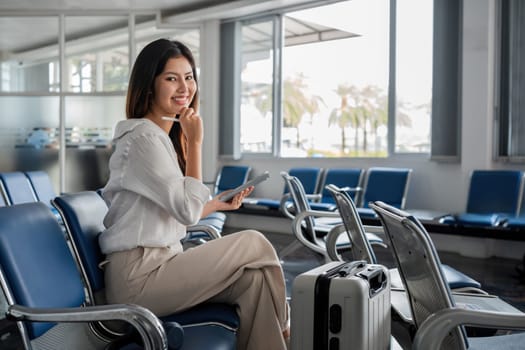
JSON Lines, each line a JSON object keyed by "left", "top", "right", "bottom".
{"left": 231, "top": 0, "right": 434, "bottom": 158}
{"left": 240, "top": 19, "right": 275, "bottom": 154}
{"left": 396, "top": 0, "right": 433, "bottom": 153}
{"left": 282, "top": 0, "right": 389, "bottom": 157}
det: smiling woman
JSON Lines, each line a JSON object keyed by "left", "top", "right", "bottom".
{"left": 99, "top": 38, "right": 290, "bottom": 350}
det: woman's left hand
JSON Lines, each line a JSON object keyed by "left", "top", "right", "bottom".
{"left": 213, "top": 186, "right": 254, "bottom": 211}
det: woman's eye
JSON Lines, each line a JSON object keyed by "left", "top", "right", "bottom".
{"left": 167, "top": 77, "right": 176, "bottom": 81}
{"left": 185, "top": 76, "right": 194, "bottom": 81}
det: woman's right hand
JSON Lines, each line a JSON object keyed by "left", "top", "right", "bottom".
{"left": 178, "top": 107, "right": 203, "bottom": 145}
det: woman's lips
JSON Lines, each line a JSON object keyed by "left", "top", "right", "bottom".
{"left": 173, "top": 96, "right": 188, "bottom": 105}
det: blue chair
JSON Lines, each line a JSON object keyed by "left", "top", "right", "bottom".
{"left": 211, "top": 165, "right": 251, "bottom": 195}
{"left": 308, "top": 168, "right": 364, "bottom": 212}
{"left": 0, "top": 171, "right": 37, "bottom": 205}
{"left": 52, "top": 191, "right": 239, "bottom": 350}
{"left": 325, "top": 184, "right": 483, "bottom": 292}
{"left": 24, "top": 170, "right": 57, "bottom": 208}
{"left": 252, "top": 167, "right": 323, "bottom": 211}
{"left": 441, "top": 170, "right": 525, "bottom": 227}
{"left": 0, "top": 202, "right": 171, "bottom": 350}
{"left": 357, "top": 167, "right": 412, "bottom": 219}
{"left": 371, "top": 201, "right": 525, "bottom": 350}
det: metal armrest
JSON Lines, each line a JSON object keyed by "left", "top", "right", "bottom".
{"left": 339, "top": 186, "right": 363, "bottom": 194}
{"left": 413, "top": 308, "right": 525, "bottom": 350}
{"left": 325, "top": 224, "right": 348, "bottom": 261}
{"left": 325, "top": 224, "right": 386, "bottom": 261}
{"left": 292, "top": 209, "right": 342, "bottom": 255}
{"left": 279, "top": 193, "right": 297, "bottom": 219}
{"left": 186, "top": 224, "right": 221, "bottom": 240}
{"left": 7, "top": 303, "right": 169, "bottom": 350}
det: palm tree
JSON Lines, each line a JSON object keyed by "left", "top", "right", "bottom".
{"left": 283, "top": 74, "right": 321, "bottom": 148}
{"left": 329, "top": 84, "right": 363, "bottom": 154}
{"left": 251, "top": 74, "right": 324, "bottom": 149}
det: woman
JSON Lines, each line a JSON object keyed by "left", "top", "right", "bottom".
{"left": 99, "top": 39, "right": 289, "bottom": 349}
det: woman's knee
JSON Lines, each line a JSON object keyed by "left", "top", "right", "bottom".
{"left": 237, "top": 230, "right": 274, "bottom": 250}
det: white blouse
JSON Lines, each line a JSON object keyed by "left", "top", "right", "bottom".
{"left": 99, "top": 118, "right": 210, "bottom": 255}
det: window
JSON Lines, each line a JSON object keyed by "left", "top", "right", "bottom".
{"left": 65, "top": 16, "right": 130, "bottom": 93}
{"left": 0, "top": 16, "right": 59, "bottom": 93}
{"left": 396, "top": 0, "right": 433, "bottom": 153}
{"left": 497, "top": 0, "right": 525, "bottom": 160}
{"left": 240, "top": 18, "right": 276, "bottom": 154}
{"left": 225, "top": 0, "right": 435, "bottom": 158}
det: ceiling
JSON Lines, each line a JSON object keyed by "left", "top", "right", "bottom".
{"left": 0, "top": 0, "right": 356, "bottom": 60}
{"left": 0, "top": 0, "right": 229, "bottom": 12}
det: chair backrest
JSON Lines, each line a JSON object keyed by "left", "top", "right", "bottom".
{"left": 0, "top": 172, "right": 37, "bottom": 205}
{"left": 0, "top": 202, "right": 86, "bottom": 339}
{"left": 281, "top": 172, "right": 319, "bottom": 247}
{"left": 466, "top": 170, "right": 524, "bottom": 215}
{"left": 51, "top": 191, "right": 108, "bottom": 302}
{"left": 370, "top": 201, "right": 468, "bottom": 350}
{"left": 325, "top": 184, "right": 376, "bottom": 263}
{"left": 214, "top": 165, "right": 252, "bottom": 195}
{"left": 320, "top": 168, "right": 363, "bottom": 204}
{"left": 24, "top": 170, "right": 57, "bottom": 208}
{"left": 0, "top": 184, "right": 6, "bottom": 207}
{"left": 360, "top": 167, "right": 412, "bottom": 209}
{"left": 286, "top": 167, "right": 323, "bottom": 195}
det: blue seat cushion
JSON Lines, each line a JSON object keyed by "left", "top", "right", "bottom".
{"left": 505, "top": 216, "right": 525, "bottom": 228}
{"left": 357, "top": 207, "right": 378, "bottom": 219}
{"left": 441, "top": 213, "right": 502, "bottom": 227}
{"left": 309, "top": 202, "right": 337, "bottom": 211}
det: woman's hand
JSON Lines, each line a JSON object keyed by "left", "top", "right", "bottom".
{"left": 215, "top": 186, "right": 254, "bottom": 211}
{"left": 178, "top": 107, "right": 203, "bottom": 145}
{"left": 201, "top": 186, "right": 254, "bottom": 218}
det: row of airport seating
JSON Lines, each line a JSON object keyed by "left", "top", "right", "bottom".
{"left": 280, "top": 178, "right": 525, "bottom": 349}
{"left": 1, "top": 168, "right": 525, "bottom": 349}
{"left": 278, "top": 172, "right": 484, "bottom": 293}
{"left": 0, "top": 173, "right": 240, "bottom": 349}
{"left": 438, "top": 169, "right": 525, "bottom": 229}
{"left": 235, "top": 166, "right": 525, "bottom": 230}
{"left": 241, "top": 166, "right": 413, "bottom": 219}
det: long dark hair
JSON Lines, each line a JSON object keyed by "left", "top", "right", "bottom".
{"left": 126, "top": 39, "right": 198, "bottom": 174}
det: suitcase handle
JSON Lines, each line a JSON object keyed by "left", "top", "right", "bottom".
{"left": 327, "top": 260, "right": 366, "bottom": 278}
{"left": 358, "top": 267, "right": 388, "bottom": 297}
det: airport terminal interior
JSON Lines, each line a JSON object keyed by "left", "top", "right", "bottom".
{"left": 1, "top": 0, "right": 525, "bottom": 349}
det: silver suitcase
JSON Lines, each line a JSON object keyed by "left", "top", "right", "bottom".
{"left": 291, "top": 260, "right": 391, "bottom": 350}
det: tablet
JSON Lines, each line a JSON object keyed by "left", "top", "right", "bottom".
{"left": 219, "top": 171, "right": 270, "bottom": 202}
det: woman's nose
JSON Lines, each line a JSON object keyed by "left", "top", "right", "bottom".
{"left": 177, "top": 81, "right": 188, "bottom": 92}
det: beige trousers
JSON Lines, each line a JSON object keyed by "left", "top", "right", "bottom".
{"left": 104, "top": 230, "right": 289, "bottom": 350}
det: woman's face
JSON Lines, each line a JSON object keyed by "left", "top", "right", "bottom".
{"left": 151, "top": 56, "right": 196, "bottom": 116}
